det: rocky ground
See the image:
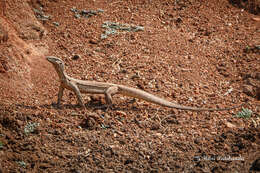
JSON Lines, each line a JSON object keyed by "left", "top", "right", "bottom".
{"left": 0, "top": 0, "right": 259, "bottom": 172}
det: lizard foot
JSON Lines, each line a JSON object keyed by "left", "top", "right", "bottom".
{"left": 51, "top": 102, "right": 62, "bottom": 109}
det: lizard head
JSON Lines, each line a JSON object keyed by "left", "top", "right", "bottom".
{"left": 46, "top": 56, "right": 65, "bottom": 70}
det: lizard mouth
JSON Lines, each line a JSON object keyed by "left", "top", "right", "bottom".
{"left": 46, "top": 56, "right": 55, "bottom": 63}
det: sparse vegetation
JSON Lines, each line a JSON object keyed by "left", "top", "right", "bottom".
{"left": 24, "top": 122, "right": 39, "bottom": 135}
{"left": 0, "top": 141, "right": 3, "bottom": 149}
{"left": 235, "top": 107, "right": 252, "bottom": 119}
{"left": 101, "top": 21, "right": 144, "bottom": 39}
{"left": 16, "top": 161, "right": 26, "bottom": 168}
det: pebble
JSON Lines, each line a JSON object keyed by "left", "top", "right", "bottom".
{"left": 46, "top": 118, "right": 51, "bottom": 123}
{"left": 72, "top": 54, "right": 81, "bottom": 60}
{"left": 150, "top": 123, "right": 160, "bottom": 130}
{"left": 115, "top": 111, "right": 127, "bottom": 117}
{"left": 242, "top": 84, "right": 254, "bottom": 96}
{"left": 225, "top": 122, "right": 236, "bottom": 128}
{"left": 74, "top": 14, "right": 81, "bottom": 19}
{"left": 251, "top": 158, "right": 260, "bottom": 171}
{"left": 53, "top": 22, "right": 59, "bottom": 26}
{"left": 89, "top": 39, "right": 98, "bottom": 44}
{"left": 252, "top": 17, "right": 260, "bottom": 22}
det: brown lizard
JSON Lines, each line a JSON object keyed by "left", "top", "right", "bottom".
{"left": 46, "top": 56, "right": 243, "bottom": 111}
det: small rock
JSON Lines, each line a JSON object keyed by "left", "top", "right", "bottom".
{"left": 250, "top": 158, "right": 260, "bottom": 171}
{"left": 74, "top": 14, "right": 81, "bottom": 18}
{"left": 70, "top": 169, "right": 81, "bottom": 173}
{"left": 72, "top": 54, "right": 81, "bottom": 60}
{"left": 0, "top": 25, "right": 8, "bottom": 43}
{"left": 176, "top": 128, "right": 182, "bottom": 133}
{"left": 175, "top": 17, "right": 182, "bottom": 24}
{"left": 97, "top": 9, "right": 104, "bottom": 13}
{"left": 81, "top": 117, "right": 96, "bottom": 130}
{"left": 71, "top": 7, "right": 78, "bottom": 13}
{"left": 96, "top": 109, "right": 103, "bottom": 115}
{"left": 136, "top": 83, "right": 144, "bottom": 90}
{"left": 131, "top": 74, "right": 140, "bottom": 80}
{"left": 224, "top": 88, "right": 233, "bottom": 96}
{"left": 89, "top": 39, "right": 98, "bottom": 44}
{"left": 225, "top": 122, "right": 236, "bottom": 128}
{"left": 46, "top": 118, "right": 51, "bottom": 123}
{"left": 242, "top": 84, "right": 254, "bottom": 96}
{"left": 16, "top": 120, "right": 23, "bottom": 126}
{"left": 164, "top": 115, "right": 178, "bottom": 124}
{"left": 71, "top": 112, "right": 79, "bottom": 116}
{"left": 155, "top": 132, "right": 162, "bottom": 138}
{"left": 120, "top": 69, "right": 127, "bottom": 73}
{"left": 115, "top": 111, "right": 127, "bottom": 117}
{"left": 90, "top": 95, "right": 104, "bottom": 104}
{"left": 247, "top": 78, "right": 259, "bottom": 87}
{"left": 150, "top": 123, "right": 160, "bottom": 130}
{"left": 81, "top": 10, "right": 89, "bottom": 15}
{"left": 124, "top": 159, "right": 133, "bottom": 165}
{"left": 255, "top": 72, "right": 260, "bottom": 80}
{"left": 53, "top": 22, "right": 59, "bottom": 26}
{"left": 224, "top": 143, "right": 230, "bottom": 151}
{"left": 194, "top": 138, "right": 201, "bottom": 144}
{"left": 257, "top": 88, "right": 260, "bottom": 100}
{"left": 252, "top": 17, "right": 260, "bottom": 22}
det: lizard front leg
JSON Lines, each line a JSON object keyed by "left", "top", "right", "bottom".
{"left": 69, "top": 83, "right": 85, "bottom": 108}
{"left": 57, "top": 85, "right": 64, "bottom": 107}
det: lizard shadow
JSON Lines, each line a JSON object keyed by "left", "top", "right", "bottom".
{"left": 15, "top": 103, "right": 80, "bottom": 110}
{"left": 16, "top": 102, "right": 94, "bottom": 110}
{"left": 15, "top": 100, "right": 146, "bottom": 112}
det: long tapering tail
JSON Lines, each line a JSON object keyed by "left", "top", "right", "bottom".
{"left": 118, "top": 85, "right": 243, "bottom": 111}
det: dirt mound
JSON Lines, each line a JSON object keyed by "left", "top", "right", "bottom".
{"left": 0, "top": 0, "right": 259, "bottom": 172}
{"left": 0, "top": 0, "right": 50, "bottom": 103}
{"left": 229, "top": 0, "right": 260, "bottom": 15}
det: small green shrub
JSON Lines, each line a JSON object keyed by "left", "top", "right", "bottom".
{"left": 24, "top": 122, "right": 39, "bottom": 135}
{"left": 17, "top": 161, "right": 26, "bottom": 168}
{"left": 0, "top": 141, "right": 3, "bottom": 149}
{"left": 235, "top": 107, "right": 252, "bottom": 119}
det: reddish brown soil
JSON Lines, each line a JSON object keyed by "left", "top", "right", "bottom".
{"left": 0, "top": 0, "right": 259, "bottom": 172}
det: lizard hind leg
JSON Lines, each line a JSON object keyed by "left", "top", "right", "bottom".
{"left": 104, "top": 86, "right": 119, "bottom": 106}
{"left": 69, "top": 82, "right": 85, "bottom": 108}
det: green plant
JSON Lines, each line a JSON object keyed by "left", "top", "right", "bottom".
{"left": 0, "top": 141, "right": 3, "bottom": 149}
{"left": 17, "top": 161, "right": 26, "bottom": 168}
{"left": 235, "top": 107, "right": 252, "bottom": 119}
{"left": 24, "top": 122, "right": 39, "bottom": 135}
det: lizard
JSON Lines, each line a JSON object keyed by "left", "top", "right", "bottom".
{"left": 46, "top": 56, "right": 243, "bottom": 111}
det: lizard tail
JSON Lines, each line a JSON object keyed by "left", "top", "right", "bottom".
{"left": 118, "top": 85, "right": 243, "bottom": 111}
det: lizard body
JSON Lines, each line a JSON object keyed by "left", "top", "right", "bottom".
{"left": 46, "top": 56, "right": 242, "bottom": 111}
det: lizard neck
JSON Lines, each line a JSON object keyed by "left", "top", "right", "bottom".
{"left": 53, "top": 65, "right": 68, "bottom": 82}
